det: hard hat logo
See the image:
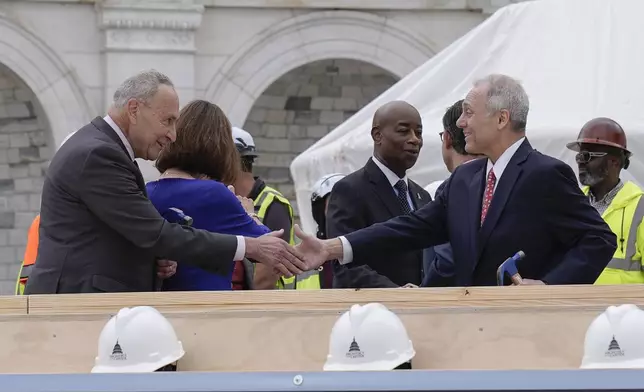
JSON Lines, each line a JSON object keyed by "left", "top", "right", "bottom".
{"left": 605, "top": 336, "right": 624, "bottom": 358}
{"left": 580, "top": 305, "right": 644, "bottom": 369}
{"left": 91, "top": 306, "right": 185, "bottom": 373}
{"left": 110, "top": 341, "right": 127, "bottom": 361}
{"left": 346, "top": 338, "right": 364, "bottom": 359}
{"left": 324, "top": 303, "right": 415, "bottom": 371}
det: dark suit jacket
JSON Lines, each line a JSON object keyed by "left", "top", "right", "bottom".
{"left": 327, "top": 158, "right": 431, "bottom": 287}
{"left": 422, "top": 179, "right": 454, "bottom": 287}
{"left": 25, "top": 117, "right": 239, "bottom": 294}
{"left": 344, "top": 140, "right": 617, "bottom": 286}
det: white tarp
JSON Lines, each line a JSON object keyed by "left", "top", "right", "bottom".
{"left": 290, "top": 0, "right": 644, "bottom": 234}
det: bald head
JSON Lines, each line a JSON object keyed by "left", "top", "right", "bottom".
{"left": 372, "top": 101, "right": 420, "bottom": 128}
{"left": 371, "top": 100, "right": 423, "bottom": 177}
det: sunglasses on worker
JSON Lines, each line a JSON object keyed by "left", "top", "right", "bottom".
{"left": 575, "top": 151, "right": 608, "bottom": 164}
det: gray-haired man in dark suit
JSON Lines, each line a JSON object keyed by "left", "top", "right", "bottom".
{"left": 25, "top": 70, "right": 305, "bottom": 294}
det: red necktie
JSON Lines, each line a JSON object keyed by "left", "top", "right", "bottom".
{"left": 481, "top": 169, "right": 496, "bottom": 226}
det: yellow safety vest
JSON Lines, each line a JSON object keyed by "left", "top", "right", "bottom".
{"left": 253, "top": 185, "right": 320, "bottom": 290}
{"left": 583, "top": 182, "right": 644, "bottom": 285}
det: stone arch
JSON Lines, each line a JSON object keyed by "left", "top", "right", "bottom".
{"left": 205, "top": 10, "right": 437, "bottom": 126}
{"left": 0, "top": 12, "right": 92, "bottom": 147}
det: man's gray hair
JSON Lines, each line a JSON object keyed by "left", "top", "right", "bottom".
{"left": 474, "top": 74, "right": 529, "bottom": 132}
{"left": 112, "top": 69, "right": 174, "bottom": 108}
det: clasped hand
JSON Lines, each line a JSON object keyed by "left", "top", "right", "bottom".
{"left": 247, "top": 224, "right": 329, "bottom": 277}
{"left": 225, "top": 185, "right": 326, "bottom": 277}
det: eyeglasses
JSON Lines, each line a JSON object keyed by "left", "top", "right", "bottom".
{"left": 576, "top": 151, "right": 608, "bottom": 164}
{"left": 439, "top": 132, "right": 444, "bottom": 141}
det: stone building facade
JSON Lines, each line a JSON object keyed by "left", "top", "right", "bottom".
{"left": 0, "top": 0, "right": 525, "bottom": 293}
{"left": 0, "top": 64, "right": 51, "bottom": 292}
{"left": 244, "top": 59, "right": 398, "bottom": 210}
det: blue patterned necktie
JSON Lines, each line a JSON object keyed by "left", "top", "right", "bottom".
{"left": 394, "top": 180, "right": 412, "bottom": 214}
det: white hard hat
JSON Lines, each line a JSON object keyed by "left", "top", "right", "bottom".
{"left": 580, "top": 304, "right": 644, "bottom": 369}
{"left": 91, "top": 306, "right": 185, "bottom": 373}
{"left": 311, "top": 173, "right": 345, "bottom": 203}
{"left": 323, "top": 303, "right": 415, "bottom": 371}
{"left": 232, "top": 127, "right": 257, "bottom": 158}
{"left": 424, "top": 180, "right": 444, "bottom": 200}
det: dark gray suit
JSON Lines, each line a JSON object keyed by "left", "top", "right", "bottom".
{"left": 25, "top": 117, "right": 238, "bottom": 294}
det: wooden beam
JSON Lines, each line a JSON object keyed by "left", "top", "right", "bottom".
{"left": 26, "top": 285, "right": 644, "bottom": 315}
{"left": 0, "top": 295, "right": 27, "bottom": 315}
{"left": 2, "top": 285, "right": 642, "bottom": 373}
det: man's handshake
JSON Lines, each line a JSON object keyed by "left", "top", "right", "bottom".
{"left": 242, "top": 224, "right": 338, "bottom": 277}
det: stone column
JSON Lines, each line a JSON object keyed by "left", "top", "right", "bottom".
{"left": 99, "top": 0, "right": 203, "bottom": 182}
{"left": 99, "top": 0, "right": 204, "bottom": 110}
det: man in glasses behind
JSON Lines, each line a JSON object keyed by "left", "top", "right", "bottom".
{"left": 566, "top": 117, "right": 644, "bottom": 285}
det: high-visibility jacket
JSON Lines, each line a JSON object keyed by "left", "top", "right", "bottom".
{"left": 253, "top": 185, "right": 320, "bottom": 290}
{"left": 583, "top": 182, "right": 644, "bottom": 285}
{"left": 15, "top": 214, "right": 40, "bottom": 295}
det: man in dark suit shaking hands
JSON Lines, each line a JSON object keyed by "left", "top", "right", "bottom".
{"left": 295, "top": 74, "right": 616, "bottom": 286}
{"left": 327, "top": 101, "right": 431, "bottom": 288}
{"left": 26, "top": 70, "right": 305, "bottom": 294}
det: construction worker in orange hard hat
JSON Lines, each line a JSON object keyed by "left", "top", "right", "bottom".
{"left": 566, "top": 118, "right": 644, "bottom": 284}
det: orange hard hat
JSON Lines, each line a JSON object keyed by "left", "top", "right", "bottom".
{"left": 566, "top": 117, "right": 632, "bottom": 157}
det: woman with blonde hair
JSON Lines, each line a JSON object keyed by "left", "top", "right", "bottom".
{"left": 147, "top": 100, "right": 269, "bottom": 291}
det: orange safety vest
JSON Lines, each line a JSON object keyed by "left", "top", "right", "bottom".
{"left": 15, "top": 214, "right": 39, "bottom": 295}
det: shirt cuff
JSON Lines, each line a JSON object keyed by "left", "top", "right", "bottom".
{"left": 234, "top": 236, "right": 245, "bottom": 261}
{"left": 338, "top": 236, "right": 353, "bottom": 265}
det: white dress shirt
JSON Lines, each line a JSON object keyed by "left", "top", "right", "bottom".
{"left": 104, "top": 115, "right": 135, "bottom": 161}
{"left": 485, "top": 137, "right": 525, "bottom": 194}
{"left": 103, "top": 115, "right": 246, "bottom": 261}
{"left": 338, "top": 156, "right": 417, "bottom": 264}
{"left": 371, "top": 156, "right": 416, "bottom": 211}
{"left": 338, "top": 138, "right": 526, "bottom": 265}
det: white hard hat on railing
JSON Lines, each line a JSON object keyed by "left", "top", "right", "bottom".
{"left": 324, "top": 303, "right": 415, "bottom": 371}
{"left": 580, "top": 304, "right": 644, "bottom": 369}
{"left": 91, "top": 306, "right": 185, "bottom": 373}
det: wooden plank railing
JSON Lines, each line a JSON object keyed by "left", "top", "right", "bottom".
{"left": 0, "top": 285, "right": 641, "bottom": 373}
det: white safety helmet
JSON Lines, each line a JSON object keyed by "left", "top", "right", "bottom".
{"left": 580, "top": 304, "right": 644, "bottom": 369}
{"left": 423, "top": 180, "right": 444, "bottom": 200}
{"left": 91, "top": 306, "right": 185, "bottom": 373}
{"left": 232, "top": 127, "right": 258, "bottom": 158}
{"left": 323, "top": 303, "right": 415, "bottom": 371}
{"left": 311, "top": 173, "right": 345, "bottom": 204}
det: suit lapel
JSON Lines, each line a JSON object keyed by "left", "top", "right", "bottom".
{"left": 468, "top": 163, "right": 486, "bottom": 242}
{"left": 409, "top": 180, "right": 431, "bottom": 208}
{"left": 476, "top": 139, "right": 532, "bottom": 257}
{"left": 133, "top": 161, "right": 148, "bottom": 196}
{"left": 91, "top": 117, "right": 131, "bottom": 158}
{"left": 365, "top": 158, "right": 403, "bottom": 216}
{"left": 91, "top": 117, "right": 147, "bottom": 194}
